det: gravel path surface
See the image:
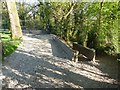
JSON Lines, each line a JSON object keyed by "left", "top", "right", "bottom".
{"left": 2, "top": 31, "right": 118, "bottom": 88}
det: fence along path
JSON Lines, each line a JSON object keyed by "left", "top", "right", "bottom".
{"left": 2, "top": 30, "right": 118, "bottom": 88}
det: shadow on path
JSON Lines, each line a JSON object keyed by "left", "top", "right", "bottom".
{"left": 23, "top": 32, "right": 72, "bottom": 60}
{"left": 2, "top": 50, "right": 118, "bottom": 88}
{"left": 2, "top": 31, "right": 119, "bottom": 88}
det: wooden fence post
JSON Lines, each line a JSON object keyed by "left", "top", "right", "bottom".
{"left": 72, "top": 50, "right": 79, "bottom": 62}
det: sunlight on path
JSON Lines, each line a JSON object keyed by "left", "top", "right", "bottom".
{"left": 2, "top": 31, "right": 118, "bottom": 88}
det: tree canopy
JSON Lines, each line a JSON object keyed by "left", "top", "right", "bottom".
{"left": 2, "top": 1, "right": 120, "bottom": 56}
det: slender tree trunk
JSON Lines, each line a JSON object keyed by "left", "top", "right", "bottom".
{"left": 98, "top": 1, "right": 103, "bottom": 31}
{"left": 6, "top": 0, "right": 22, "bottom": 39}
{"left": 0, "top": 2, "right": 2, "bottom": 30}
{"left": 0, "top": 1, "right": 2, "bottom": 60}
{"left": 117, "top": 1, "right": 120, "bottom": 53}
{"left": 97, "top": 1, "right": 103, "bottom": 47}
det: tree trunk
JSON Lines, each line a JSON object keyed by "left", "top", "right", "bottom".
{"left": 6, "top": 0, "right": 22, "bottom": 39}
{"left": 0, "top": 36, "right": 2, "bottom": 61}
{"left": 97, "top": 1, "right": 103, "bottom": 47}
{"left": 0, "top": 1, "right": 1, "bottom": 27}
{"left": 0, "top": 2, "right": 2, "bottom": 60}
{"left": 98, "top": 1, "right": 103, "bottom": 31}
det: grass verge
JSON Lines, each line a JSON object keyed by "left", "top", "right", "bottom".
{"left": 0, "top": 31, "right": 21, "bottom": 60}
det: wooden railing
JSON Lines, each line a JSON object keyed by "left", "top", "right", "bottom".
{"left": 72, "top": 43, "right": 95, "bottom": 62}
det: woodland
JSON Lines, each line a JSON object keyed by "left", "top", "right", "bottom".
{"left": 1, "top": 1, "right": 120, "bottom": 58}
{"left": 0, "top": 1, "right": 120, "bottom": 88}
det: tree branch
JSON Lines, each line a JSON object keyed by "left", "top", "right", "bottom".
{"left": 64, "top": 3, "right": 76, "bottom": 19}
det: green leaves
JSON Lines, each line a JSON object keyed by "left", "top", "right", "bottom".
{"left": 0, "top": 32, "right": 20, "bottom": 58}
{"left": 15, "top": 2, "right": 119, "bottom": 56}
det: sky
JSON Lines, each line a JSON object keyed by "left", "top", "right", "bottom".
{"left": 16, "top": 0, "right": 39, "bottom": 4}
{"left": 15, "top": 0, "right": 119, "bottom": 3}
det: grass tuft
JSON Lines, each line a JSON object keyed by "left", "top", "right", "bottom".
{"left": 0, "top": 31, "right": 21, "bottom": 60}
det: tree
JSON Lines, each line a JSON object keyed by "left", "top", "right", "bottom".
{"left": 6, "top": 0, "right": 22, "bottom": 39}
{"left": 14, "top": 1, "right": 119, "bottom": 55}
{"left": 2, "top": 2, "right": 10, "bottom": 30}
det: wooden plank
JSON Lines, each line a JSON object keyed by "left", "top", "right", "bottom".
{"left": 73, "top": 43, "right": 95, "bottom": 61}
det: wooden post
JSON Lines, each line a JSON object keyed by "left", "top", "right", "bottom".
{"left": 6, "top": 0, "right": 22, "bottom": 39}
{"left": 72, "top": 50, "right": 79, "bottom": 62}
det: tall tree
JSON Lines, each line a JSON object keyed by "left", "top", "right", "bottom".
{"left": 6, "top": 0, "right": 22, "bottom": 39}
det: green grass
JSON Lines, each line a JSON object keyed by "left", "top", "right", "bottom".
{"left": 3, "top": 40, "right": 20, "bottom": 57}
{"left": 0, "top": 31, "right": 21, "bottom": 59}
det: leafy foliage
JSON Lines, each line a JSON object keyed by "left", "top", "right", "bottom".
{"left": 0, "top": 32, "right": 20, "bottom": 58}
{"left": 2, "top": 1, "right": 119, "bottom": 56}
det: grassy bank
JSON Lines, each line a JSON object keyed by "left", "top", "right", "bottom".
{"left": 0, "top": 31, "right": 21, "bottom": 59}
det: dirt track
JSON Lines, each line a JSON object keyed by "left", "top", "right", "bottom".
{"left": 2, "top": 30, "right": 118, "bottom": 88}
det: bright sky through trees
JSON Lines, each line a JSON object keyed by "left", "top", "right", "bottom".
{"left": 15, "top": 0, "right": 118, "bottom": 3}
{"left": 16, "top": 0, "right": 38, "bottom": 4}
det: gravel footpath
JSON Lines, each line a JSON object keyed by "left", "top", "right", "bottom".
{"left": 2, "top": 31, "right": 118, "bottom": 88}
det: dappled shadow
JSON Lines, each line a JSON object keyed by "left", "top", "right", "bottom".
{"left": 2, "top": 31, "right": 119, "bottom": 88}
{"left": 77, "top": 56, "right": 118, "bottom": 86}
{"left": 2, "top": 49, "right": 118, "bottom": 88}
{"left": 95, "top": 56, "right": 118, "bottom": 81}
{"left": 22, "top": 30, "right": 72, "bottom": 60}
{"left": 79, "top": 56, "right": 118, "bottom": 81}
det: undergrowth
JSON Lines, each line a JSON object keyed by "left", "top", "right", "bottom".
{"left": 0, "top": 31, "right": 21, "bottom": 61}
